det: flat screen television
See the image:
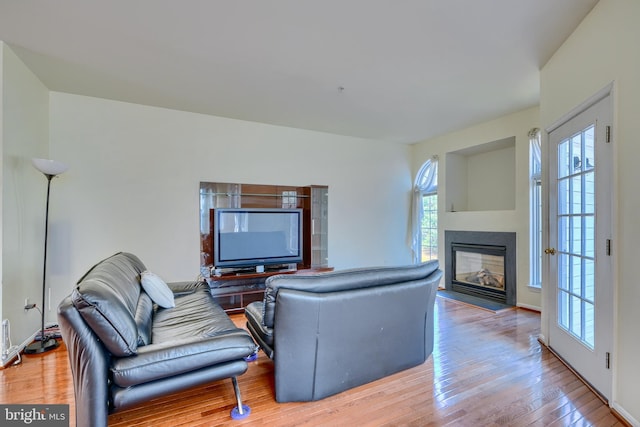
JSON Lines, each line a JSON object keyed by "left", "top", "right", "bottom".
{"left": 212, "top": 208, "right": 303, "bottom": 269}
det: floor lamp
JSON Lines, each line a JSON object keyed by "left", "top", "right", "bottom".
{"left": 25, "top": 158, "right": 68, "bottom": 354}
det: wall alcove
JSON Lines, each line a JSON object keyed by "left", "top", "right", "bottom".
{"left": 445, "top": 136, "right": 516, "bottom": 212}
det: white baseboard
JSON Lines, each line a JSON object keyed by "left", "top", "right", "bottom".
{"left": 1, "top": 345, "right": 21, "bottom": 367}
{"left": 539, "top": 337, "right": 637, "bottom": 426}
{"left": 1, "top": 322, "right": 58, "bottom": 368}
{"left": 1, "top": 330, "right": 37, "bottom": 367}
{"left": 516, "top": 302, "right": 541, "bottom": 312}
{"left": 537, "top": 333, "right": 547, "bottom": 346}
{"left": 611, "top": 402, "right": 639, "bottom": 427}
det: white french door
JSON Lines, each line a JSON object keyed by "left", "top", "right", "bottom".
{"left": 547, "top": 93, "right": 613, "bottom": 400}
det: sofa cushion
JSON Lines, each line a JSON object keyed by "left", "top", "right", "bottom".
{"left": 76, "top": 252, "right": 146, "bottom": 312}
{"left": 72, "top": 284, "right": 139, "bottom": 356}
{"left": 151, "top": 288, "right": 238, "bottom": 342}
{"left": 262, "top": 260, "right": 440, "bottom": 328}
{"left": 134, "top": 292, "right": 154, "bottom": 346}
{"left": 110, "top": 288, "right": 256, "bottom": 387}
{"left": 140, "top": 271, "right": 175, "bottom": 308}
{"left": 72, "top": 252, "right": 147, "bottom": 356}
{"left": 110, "top": 330, "right": 255, "bottom": 387}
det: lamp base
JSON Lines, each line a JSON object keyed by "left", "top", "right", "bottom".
{"left": 24, "top": 337, "right": 59, "bottom": 354}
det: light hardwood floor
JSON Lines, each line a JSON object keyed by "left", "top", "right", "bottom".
{"left": 0, "top": 295, "right": 628, "bottom": 426}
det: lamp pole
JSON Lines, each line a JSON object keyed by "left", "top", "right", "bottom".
{"left": 25, "top": 159, "right": 68, "bottom": 354}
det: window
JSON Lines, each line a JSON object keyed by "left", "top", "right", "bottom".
{"left": 529, "top": 128, "right": 542, "bottom": 287}
{"left": 412, "top": 157, "right": 438, "bottom": 263}
{"left": 421, "top": 193, "right": 438, "bottom": 261}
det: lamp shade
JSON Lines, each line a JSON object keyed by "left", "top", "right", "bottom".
{"left": 32, "top": 158, "right": 68, "bottom": 176}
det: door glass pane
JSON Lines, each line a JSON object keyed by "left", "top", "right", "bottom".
{"left": 571, "top": 255, "right": 582, "bottom": 295}
{"left": 558, "top": 217, "right": 569, "bottom": 253}
{"left": 585, "top": 216, "right": 595, "bottom": 257}
{"left": 571, "top": 175, "right": 582, "bottom": 214}
{"left": 584, "top": 126, "right": 595, "bottom": 169}
{"left": 558, "top": 290, "right": 569, "bottom": 329}
{"left": 571, "top": 217, "right": 582, "bottom": 255}
{"left": 572, "top": 135, "right": 582, "bottom": 171}
{"left": 585, "top": 258, "right": 595, "bottom": 302}
{"left": 571, "top": 295, "right": 582, "bottom": 335}
{"left": 585, "top": 302, "right": 595, "bottom": 347}
{"left": 558, "top": 253, "right": 569, "bottom": 290}
{"left": 585, "top": 172, "right": 595, "bottom": 214}
{"left": 558, "top": 178, "right": 570, "bottom": 215}
{"left": 556, "top": 125, "right": 596, "bottom": 350}
{"left": 558, "top": 140, "right": 571, "bottom": 178}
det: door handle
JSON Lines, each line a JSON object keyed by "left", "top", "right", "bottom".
{"left": 544, "top": 248, "right": 556, "bottom": 255}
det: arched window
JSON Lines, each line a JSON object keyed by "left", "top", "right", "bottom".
{"left": 412, "top": 156, "right": 438, "bottom": 263}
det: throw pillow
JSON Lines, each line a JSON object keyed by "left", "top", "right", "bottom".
{"left": 140, "top": 271, "right": 175, "bottom": 308}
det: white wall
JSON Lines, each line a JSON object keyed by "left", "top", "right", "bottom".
{"left": 411, "top": 106, "right": 540, "bottom": 310}
{"left": 444, "top": 153, "right": 467, "bottom": 212}
{"left": 1, "top": 43, "right": 50, "bottom": 340}
{"left": 466, "top": 145, "right": 516, "bottom": 211}
{"left": 47, "top": 92, "right": 413, "bottom": 314}
{"left": 540, "top": 0, "right": 640, "bottom": 422}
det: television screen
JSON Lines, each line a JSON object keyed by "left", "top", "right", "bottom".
{"left": 212, "top": 208, "right": 303, "bottom": 268}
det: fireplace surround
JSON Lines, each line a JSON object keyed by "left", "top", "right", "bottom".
{"left": 445, "top": 230, "right": 516, "bottom": 306}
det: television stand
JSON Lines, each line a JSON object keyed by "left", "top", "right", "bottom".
{"left": 207, "top": 268, "right": 332, "bottom": 313}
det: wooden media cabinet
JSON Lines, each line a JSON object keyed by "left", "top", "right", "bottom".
{"left": 208, "top": 268, "right": 332, "bottom": 313}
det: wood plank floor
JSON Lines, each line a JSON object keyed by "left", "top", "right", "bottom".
{"left": 0, "top": 296, "right": 627, "bottom": 426}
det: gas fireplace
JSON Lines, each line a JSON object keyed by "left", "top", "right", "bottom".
{"left": 445, "top": 231, "right": 516, "bottom": 306}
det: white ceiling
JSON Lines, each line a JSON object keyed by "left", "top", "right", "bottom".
{"left": 0, "top": 0, "right": 598, "bottom": 144}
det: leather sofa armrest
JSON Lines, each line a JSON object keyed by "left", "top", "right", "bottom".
{"left": 167, "top": 280, "right": 208, "bottom": 296}
{"left": 245, "top": 302, "right": 274, "bottom": 359}
{"left": 58, "top": 296, "right": 111, "bottom": 427}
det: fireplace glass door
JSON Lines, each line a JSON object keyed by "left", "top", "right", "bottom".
{"left": 451, "top": 243, "right": 507, "bottom": 303}
{"left": 455, "top": 250, "right": 505, "bottom": 291}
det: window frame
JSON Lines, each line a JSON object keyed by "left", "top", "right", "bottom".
{"left": 530, "top": 128, "right": 542, "bottom": 288}
{"left": 414, "top": 158, "right": 438, "bottom": 263}
{"left": 420, "top": 192, "right": 438, "bottom": 262}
